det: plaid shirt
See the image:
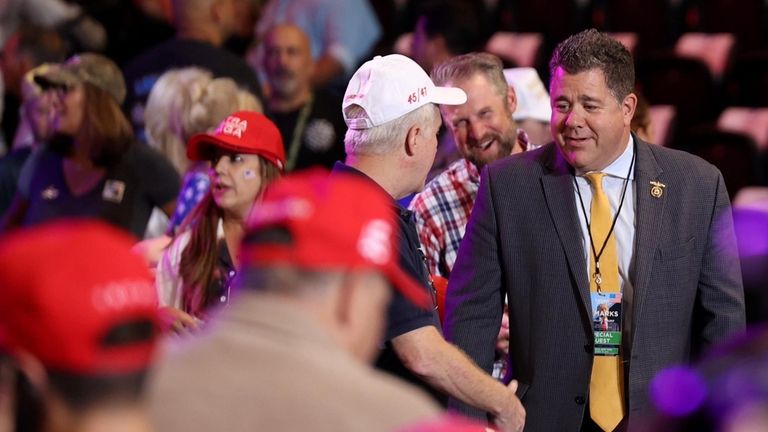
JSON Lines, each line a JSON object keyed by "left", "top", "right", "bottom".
{"left": 409, "top": 158, "right": 481, "bottom": 279}
{"left": 410, "top": 129, "right": 529, "bottom": 279}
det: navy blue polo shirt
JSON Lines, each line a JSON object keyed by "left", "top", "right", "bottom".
{"left": 331, "top": 162, "right": 444, "bottom": 403}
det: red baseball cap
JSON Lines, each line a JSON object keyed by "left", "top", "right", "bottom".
{"left": 0, "top": 220, "right": 160, "bottom": 374}
{"left": 242, "top": 169, "right": 431, "bottom": 309}
{"left": 187, "top": 110, "right": 286, "bottom": 171}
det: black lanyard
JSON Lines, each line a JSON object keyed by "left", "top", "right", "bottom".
{"left": 285, "top": 93, "right": 314, "bottom": 171}
{"left": 573, "top": 145, "right": 635, "bottom": 293}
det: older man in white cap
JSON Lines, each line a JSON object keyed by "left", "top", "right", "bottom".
{"left": 333, "top": 53, "right": 525, "bottom": 432}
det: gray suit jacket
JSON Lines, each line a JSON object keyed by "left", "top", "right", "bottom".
{"left": 444, "top": 138, "right": 745, "bottom": 431}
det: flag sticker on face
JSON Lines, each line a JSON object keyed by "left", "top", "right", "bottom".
{"left": 218, "top": 116, "right": 248, "bottom": 138}
{"left": 244, "top": 169, "right": 257, "bottom": 180}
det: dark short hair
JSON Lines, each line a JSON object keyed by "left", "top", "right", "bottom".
{"left": 11, "top": 370, "right": 146, "bottom": 430}
{"left": 549, "top": 29, "right": 635, "bottom": 101}
{"left": 47, "top": 369, "right": 148, "bottom": 410}
{"left": 10, "top": 319, "right": 154, "bottom": 431}
{"left": 48, "top": 318, "right": 155, "bottom": 410}
{"left": 237, "top": 263, "right": 346, "bottom": 298}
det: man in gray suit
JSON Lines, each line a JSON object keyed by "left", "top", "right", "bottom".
{"left": 444, "top": 29, "right": 745, "bottom": 432}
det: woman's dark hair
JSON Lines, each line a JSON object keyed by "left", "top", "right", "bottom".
{"left": 178, "top": 155, "right": 281, "bottom": 316}
{"left": 80, "top": 83, "right": 134, "bottom": 167}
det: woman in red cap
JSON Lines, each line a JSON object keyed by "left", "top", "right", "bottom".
{"left": 156, "top": 110, "right": 285, "bottom": 331}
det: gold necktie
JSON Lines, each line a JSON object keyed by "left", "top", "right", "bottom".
{"left": 586, "top": 172, "right": 625, "bottom": 431}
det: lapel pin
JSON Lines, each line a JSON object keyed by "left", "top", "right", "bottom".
{"left": 650, "top": 180, "right": 666, "bottom": 198}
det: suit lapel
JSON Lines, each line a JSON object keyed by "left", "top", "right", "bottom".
{"left": 541, "top": 147, "right": 592, "bottom": 322}
{"left": 631, "top": 139, "right": 665, "bottom": 335}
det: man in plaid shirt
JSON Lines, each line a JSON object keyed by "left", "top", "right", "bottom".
{"left": 410, "top": 53, "right": 529, "bottom": 280}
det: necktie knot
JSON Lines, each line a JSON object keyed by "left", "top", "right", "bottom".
{"left": 585, "top": 172, "right": 606, "bottom": 194}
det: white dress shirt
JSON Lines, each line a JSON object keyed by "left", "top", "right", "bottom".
{"left": 573, "top": 136, "right": 637, "bottom": 313}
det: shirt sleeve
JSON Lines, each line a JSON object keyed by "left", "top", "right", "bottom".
{"left": 155, "top": 231, "right": 190, "bottom": 310}
{"left": 695, "top": 170, "right": 746, "bottom": 348}
{"left": 16, "top": 148, "right": 44, "bottom": 200}
{"left": 384, "top": 219, "right": 441, "bottom": 341}
{"left": 136, "top": 144, "right": 181, "bottom": 210}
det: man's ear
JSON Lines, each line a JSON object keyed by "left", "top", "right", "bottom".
{"left": 622, "top": 93, "right": 638, "bottom": 127}
{"left": 506, "top": 85, "right": 518, "bottom": 115}
{"left": 14, "top": 351, "right": 47, "bottom": 394}
{"left": 404, "top": 124, "right": 421, "bottom": 157}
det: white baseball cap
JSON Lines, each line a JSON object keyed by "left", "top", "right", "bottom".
{"left": 343, "top": 54, "right": 467, "bottom": 130}
{"left": 504, "top": 67, "right": 551, "bottom": 123}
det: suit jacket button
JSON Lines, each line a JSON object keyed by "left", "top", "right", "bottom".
{"left": 575, "top": 396, "right": 586, "bottom": 405}
{"left": 584, "top": 343, "right": 593, "bottom": 353}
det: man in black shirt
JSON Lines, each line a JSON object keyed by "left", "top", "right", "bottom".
{"left": 122, "top": 0, "right": 262, "bottom": 143}
{"left": 262, "top": 24, "right": 345, "bottom": 171}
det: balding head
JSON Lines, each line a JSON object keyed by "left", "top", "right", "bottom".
{"left": 264, "top": 24, "right": 311, "bottom": 55}
{"left": 262, "top": 24, "right": 313, "bottom": 108}
{"left": 172, "top": 0, "right": 238, "bottom": 45}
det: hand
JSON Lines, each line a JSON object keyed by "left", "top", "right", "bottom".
{"left": 132, "top": 235, "right": 172, "bottom": 268}
{"left": 494, "top": 380, "right": 525, "bottom": 432}
{"left": 496, "top": 306, "right": 510, "bottom": 356}
{"left": 159, "top": 306, "right": 201, "bottom": 334}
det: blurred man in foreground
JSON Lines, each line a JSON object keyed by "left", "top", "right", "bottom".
{"left": 148, "top": 170, "right": 443, "bottom": 431}
{"left": 0, "top": 220, "right": 161, "bottom": 432}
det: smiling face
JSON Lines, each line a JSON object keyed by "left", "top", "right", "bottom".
{"left": 441, "top": 72, "right": 519, "bottom": 169}
{"left": 208, "top": 150, "right": 265, "bottom": 219}
{"left": 549, "top": 67, "right": 636, "bottom": 173}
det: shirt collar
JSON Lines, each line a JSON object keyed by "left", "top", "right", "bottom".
{"left": 463, "top": 159, "right": 480, "bottom": 182}
{"left": 587, "top": 134, "right": 635, "bottom": 180}
{"left": 331, "top": 161, "right": 412, "bottom": 219}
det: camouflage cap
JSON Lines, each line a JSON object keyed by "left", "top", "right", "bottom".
{"left": 33, "top": 53, "right": 127, "bottom": 105}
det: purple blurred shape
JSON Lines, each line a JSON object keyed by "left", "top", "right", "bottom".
{"left": 733, "top": 208, "right": 768, "bottom": 258}
{"left": 650, "top": 365, "right": 708, "bottom": 417}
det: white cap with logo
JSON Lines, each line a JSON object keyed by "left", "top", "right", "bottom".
{"left": 343, "top": 54, "right": 467, "bottom": 130}
{"left": 504, "top": 67, "right": 552, "bottom": 123}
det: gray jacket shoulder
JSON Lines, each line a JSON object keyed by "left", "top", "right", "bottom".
{"left": 644, "top": 140, "right": 722, "bottom": 179}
